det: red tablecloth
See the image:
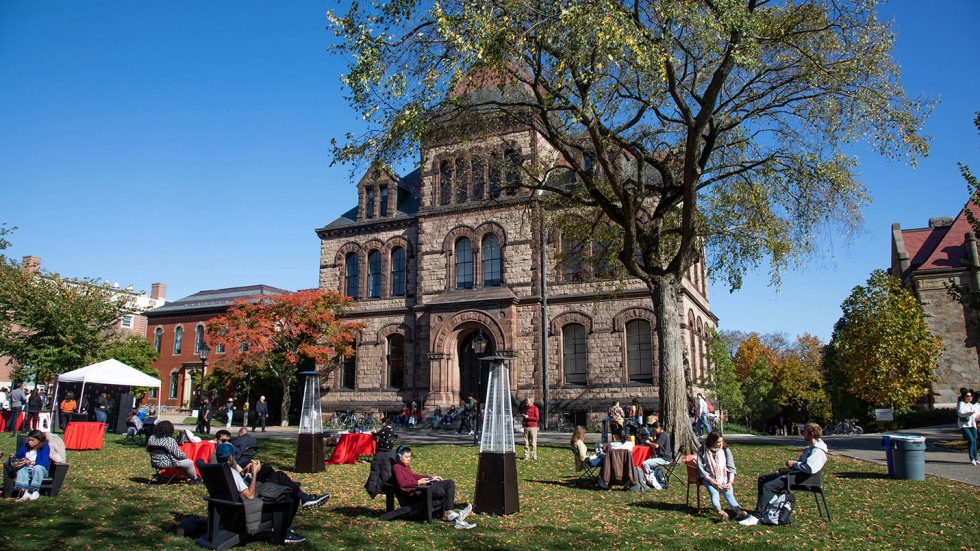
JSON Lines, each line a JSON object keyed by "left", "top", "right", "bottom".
{"left": 63, "top": 422, "right": 106, "bottom": 450}
{"left": 159, "top": 441, "right": 216, "bottom": 479}
{"left": 0, "top": 411, "right": 25, "bottom": 432}
{"left": 327, "top": 432, "right": 376, "bottom": 464}
{"left": 632, "top": 445, "right": 652, "bottom": 466}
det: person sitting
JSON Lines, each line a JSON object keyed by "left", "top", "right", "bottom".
{"left": 126, "top": 409, "right": 144, "bottom": 437}
{"left": 442, "top": 405, "right": 458, "bottom": 429}
{"left": 207, "top": 430, "right": 234, "bottom": 463}
{"left": 740, "top": 423, "right": 829, "bottom": 526}
{"left": 407, "top": 404, "right": 421, "bottom": 430}
{"left": 396, "top": 405, "right": 410, "bottom": 429}
{"left": 213, "top": 443, "right": 306, "bottom": 545}
{"left": 571, "top": 425, "right": 604, "bottom": 470}
{"left": 146, "top": 420, "right": 202, "bottom": 484}
{"left": 216, "top": 442, "right": 329, "bottom": 512}
{"left": 430, "top": 406, "right": 443, "bottom": 430}
{"left": 232, "top": 427, "right": 259, "bottom": 468}
{"left": 640, "top": 421, "right": 671, "bottom": 490}
{"left": 373, "top": 417, "right": 397, "bottom": 451}
{"left": 391, "top": 446, "right": 474, "bottom": 529}
{"left": 10, "top": 429, "right": 50, "bottom": 501}
{"left": 696, "top": 431, "right": 748, "bottom": 521}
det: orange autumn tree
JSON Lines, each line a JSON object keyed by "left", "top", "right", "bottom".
{"left": 207, "top": 289, "right": 365, "bottom": 426}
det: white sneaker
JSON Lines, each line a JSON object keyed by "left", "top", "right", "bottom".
{"left": 27, "top": 491, "right": 39, "bottom": 501}
{"left": 445, "top": 511, "right": 459, "bottom": 522}
{"left": 457, "top": 503, "right": 473, "bottom": 522}
{"left": 16, "top": 491, "right": 31, "bottom": 502}
{"left": 455, "top": 519, "right": 476, "bottom": 530}
{"left": 739, "top": 515, "right": 760, "bottom": 526}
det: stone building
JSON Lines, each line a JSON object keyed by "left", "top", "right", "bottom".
{"left": 315, "top": 105, "right": 716, "bottom": 425}
{"left": 891, "top": 200, "right": 980, "bottom": 408}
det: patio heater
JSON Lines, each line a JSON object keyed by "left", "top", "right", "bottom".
{"left": 294, "top": 371, "right": 324, "bottom": 473}
{"left": 473, "top": 355, "right": 520, "bottom": 516}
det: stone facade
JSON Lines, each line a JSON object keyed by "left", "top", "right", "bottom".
{"left": 316, "top": 118, "right": 716, "bottom": 424}
{"left": 891, "top": 203, "right": 980, "bottom": 408}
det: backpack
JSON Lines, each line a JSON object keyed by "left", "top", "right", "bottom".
{"left": 761, "top": 489, "right": 795, "bottom": 525}
{"left": 706, "top": 401, "right": 715, "bottom": 414}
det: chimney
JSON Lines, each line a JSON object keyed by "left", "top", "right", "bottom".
{"left": 151, "top": 283, "right": 166, "bottom": 300}
{"left": 21, "top": 256, "right": 40, "bottom": 274}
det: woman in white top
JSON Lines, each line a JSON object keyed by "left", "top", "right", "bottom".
{"left": 957, "top": 390, "right": 978, "bottom": 465}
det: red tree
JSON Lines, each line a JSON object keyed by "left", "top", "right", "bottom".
{"left": 207, "top": 289, "right": 364, "bottom": 426}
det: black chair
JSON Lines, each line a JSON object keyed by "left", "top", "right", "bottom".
{"left": 380, "top": 479, "right": 437, "bottom": 522}
{"left": 2, "top": 434, "right": 70, "bottom": 498}
{"left": 195, "top": 460, "right": 298, "bottom": 550}
{"left": 786, "top": 471, "right": 831, "bottom": 522}
{"left": 237, "top": 446, "right": 258, "bottom": 469}
{"left": 569, "top": 447, "right": 599, "bottom": 488}
{"left": 660, "top": 445, "right": 687, "bottom": 489}
{"left": 145, "top": 444, "right": 181, "bottom": 485}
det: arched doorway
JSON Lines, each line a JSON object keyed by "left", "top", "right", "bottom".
{"left": 458, "top": 331, "right": 495, "bottom": 404}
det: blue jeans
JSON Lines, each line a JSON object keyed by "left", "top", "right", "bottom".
{"left": 962, "top": 427, "right": 978, "bottom": 462}
{"left": 703, "top": 480, "right": 740, "bottom": 512}
{"left": 695, "top": 416, "right": 711, "bottom": 437}
{"left": 15, "top": 464, "right": 48, "bottom": 492}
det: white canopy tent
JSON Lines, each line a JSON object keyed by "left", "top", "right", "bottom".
{"left": 53, "top": 359, "right": 162, "bottom": 427}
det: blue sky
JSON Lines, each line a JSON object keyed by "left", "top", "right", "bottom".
{"left": 1, "top": 1, "right": 978, "bottom": 342}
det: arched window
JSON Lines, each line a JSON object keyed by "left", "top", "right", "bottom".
{"left": 488, "top": 152, "right": 501, "bottom": 198}
{"left": 455, "top": 238, "right": 474, "bottom": 289}
{"left": 153, "top": 327, "right": 163, "bottom": 354}
{"left": 387, "top": 334, "right": 405, "bottom": 389}
{"left": 482, "top": 234, "right": 501, "bottom": 287}
{"left": 344, "top": 253, "right": 359, "bottom": 298}
{"left": 561, "top": 234, "right": 585, "bottom": 282}
{"left": 368, "top": 250, "right": 381, "bottom": 298}
{"left": 194, "top": 325, "right": 205, "bottom": 355}
{"left": 341, "top": 352, "right": 356, "bottom": 389}
{"left": 440, "top": 160, "right": 452, "bottom": 205}
{"left": 626, "top": 319, "right": 653, "bottom": 383}
{"left": 365, "top": 187, "right": 375, "bottom": 219}
{"left": 455, "top": 157, "right": 467, "bottom": 203}
{"left": 390, "top": 247, "right": 406, "bottom": 297}
{"left": 173, "top": 326, "right": 183, "bottom": 355}
{"left": 688, "top": 310, "right": 697, "bottom": 375}
{"left": 379, "top": 186, "right": 389, "bottom": 217}
{"left": 562, "top": 323, "right": 587, "bottom": 385}
{"left": 472, "top": 157, "right": 485, "bottom": 199}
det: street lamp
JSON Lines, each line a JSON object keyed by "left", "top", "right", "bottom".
{"left": 197, "top": 343, "right": 211, "bottom": 403}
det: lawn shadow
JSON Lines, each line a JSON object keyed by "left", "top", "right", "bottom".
{"left": 630, "top": 500, "right": 700, "bottom": 514}
{"left": 834, "top": 471, "right": 888, "bottom": 480}
{"left": 128, "top": 476, "right": 154, "bottom": 484}
{"left": 331, "top": 505, "right": 384, "bottom": 519}
{"left": 524, "top": 478, "right": 598, "bottom": 490}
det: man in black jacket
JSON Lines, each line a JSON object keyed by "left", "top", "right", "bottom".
{"left": 252, "top": 395, "right": 269, "bottom": 432}
{"left": 196, "top": 397, "right": 212, "bottom": 434}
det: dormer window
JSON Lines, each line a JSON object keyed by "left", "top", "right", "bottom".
{"left": 379, "top": 186, "right": 389, "bottom": 217}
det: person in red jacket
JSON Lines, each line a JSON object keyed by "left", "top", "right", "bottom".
{"left": 391, "top": 446, "right": 475, "bottom": 529}
{"left": 522, "top": 396, "right": 539, "bottom": 461}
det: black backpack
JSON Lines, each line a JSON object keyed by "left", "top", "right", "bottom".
{"left": 761, "top": 489, "right": 795, "bottom": 525}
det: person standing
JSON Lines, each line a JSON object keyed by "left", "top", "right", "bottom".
{"left": 196, "top": 397, "right": 212, "bottom": 434}
{"left": 607, "top": 400, "right": 625, "bottom": 434}
{"left": 522, "top": 397, "right": 539, "bottom": 461}
{"left": 224, "top": 398, "right": 235, "bottom": 429}
{"left": 957, "top": 390, "right": 978, "bottom": 465}
{"left": 93, "top": 392, "right": 109, "bottom": 427}
{"left": 252, "top": 395, "right": 268, "bottom": 432}
{"left": 25, "top": 388, "right": 43, "bottom": 431}
{"left": 58, "top": 392, "right": 77, "bottom": 431}
{"left": 6, "top": 381, "right": 26, "bottom": 433}
{"left": 695, "top": 393, "right": 711, "bottom": 437}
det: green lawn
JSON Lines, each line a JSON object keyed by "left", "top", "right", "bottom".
{"left": 1, "top": 432, "right": 977, "bottom": 550}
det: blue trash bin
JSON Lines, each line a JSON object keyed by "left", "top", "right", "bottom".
{"left": 890, "top": 434, "right": 926, "bottom": 481}
{"left": 881, "top": 434, "right": 895, "bottom": 478}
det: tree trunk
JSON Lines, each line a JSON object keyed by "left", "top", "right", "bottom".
{"left": 279, "top": 372, "right": 292, "bottom": 427}
{"left": 652, "top": 274, "right": 700, "bottom": 454}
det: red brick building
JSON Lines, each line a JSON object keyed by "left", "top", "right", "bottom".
{"left": 143, "top": 285, "right": 289, "bottom": 410}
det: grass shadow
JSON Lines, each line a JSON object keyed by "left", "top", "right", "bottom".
{"left": 330, "top": 505, "right": 384, "bottom": 519}
{"left": 524, "top": 478, "right": 597, "bottom": 490}
{"left": 834, "top": 471, "right": 888, "bottom": 480}
{"left": 631, "top": 500, "right": 701, "bottom": 514}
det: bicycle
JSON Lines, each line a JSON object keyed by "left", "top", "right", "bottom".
{"left": 358, "top": 412, "right": 379, "bottom": 432}
{"left": 556, "top": 411, "right": 573, "bottom": 432}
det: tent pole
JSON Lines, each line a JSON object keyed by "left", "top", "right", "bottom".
{"left": 51, "top": 379, "right": 60, "bottom": 431}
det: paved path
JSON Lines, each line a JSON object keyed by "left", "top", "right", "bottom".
{"left": 161, "top": 413, "right": 980, "bottom": 487}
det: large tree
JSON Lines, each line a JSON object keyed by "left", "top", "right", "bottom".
{"left": 207, "top": 289, "right": 364, "bottom": 426}
{"left": 829, "top": 269, "right": 941, "bottom": 408}
{"left": 0, "top": 255, "right": 135, "bottom": 384}
{"left": 946, "top": 113, "right": 980, "bottom": 308}
{"left": 328, "top": 0, "right": 929, "bottom": 448}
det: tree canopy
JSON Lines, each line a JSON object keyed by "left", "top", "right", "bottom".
{"left": 207, "top": 289, "right": 364, "bottom": 425}
{"left": 829, "top": 269, "right": 941, "bottom": 408}
{"left": 0, "top": 249, "right": 137, "bottom": 384}
{"left": 328, "top": 0, "right": 929, "bottom": 449}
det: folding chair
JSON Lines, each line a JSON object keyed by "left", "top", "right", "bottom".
{"left": 146, "top": 445, "right": 182, "bottom": 485}
{"left": 660, "top": 445, "right": 687, "bottom": 489}
{"left": 569, "top": 448, "right": 599, "bottom": 488}
{"left": 786, "top": 470, "right": 831, "bottom": 522}
{"left": 684, "top": 455, "right": 702, "bottom": 514}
